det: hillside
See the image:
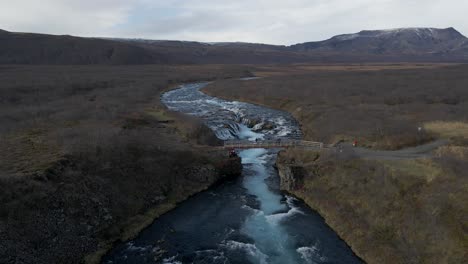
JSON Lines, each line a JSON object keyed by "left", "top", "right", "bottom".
{"left": 1, "top": 27, "right": 468, "bottom": 64}
{"left": 290, "top": 27, "right": 468, "bottom": 61}
{"left": 115, "top": 39, "right": 311, "bottom": 64}
{"left": 0, "top": 30, "right": 166, "bottom": 64}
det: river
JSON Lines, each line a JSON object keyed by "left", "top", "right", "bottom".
{"left": 102, "top": 81, "right": 362, "bottom": 264}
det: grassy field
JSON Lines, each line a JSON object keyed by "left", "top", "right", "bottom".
{"left": 252, "top": 63, "right": 457, "bottom": 77}
{"left": 424, "top": 121, "right": 468, "bottom": 144}
{"left": 0, "top": 65, "right": 247, "bottom": 264}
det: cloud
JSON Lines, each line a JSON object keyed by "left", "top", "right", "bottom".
{"left": 0, "top": 0, "right": 467, "bottom": 44}
{"left": 0, "top": 0, "right": 138, "bottom": 36}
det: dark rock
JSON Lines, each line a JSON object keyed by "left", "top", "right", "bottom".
{"left": 217, "top": 156, "right": 243, "bottom": 181}
{"left": 276, "top": 164, "right": 307, "bottom": 191}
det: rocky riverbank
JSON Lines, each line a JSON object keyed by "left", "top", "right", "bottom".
{"left": 276, "top": 148, "right": 467, "bottom": 264}
{"left": 0, "top": 127, "right": 242, "bottom": 264}
{"left": 203, "top": 65, "right": 468, "bottom": 264}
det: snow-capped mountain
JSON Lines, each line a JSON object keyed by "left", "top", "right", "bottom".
{"left": 290, "top": 27, "right": 468, "bottom": 56}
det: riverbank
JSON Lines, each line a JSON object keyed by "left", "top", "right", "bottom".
{"left": 276, "top": 148, "right": 467, "bottom": 264}
{"left": 85, "top": 152, "right": 242, "bottom": 263}
{"left": 203, "top": 64, "right": 468, "bottom": 263}
{"left": 105, "top": 81, "right": 362, "bottom": 264}
{"left": 0, "top": 65, "right": 246, "bottom": 264}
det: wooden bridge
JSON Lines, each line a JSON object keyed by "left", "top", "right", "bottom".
{"left": 223, "top": 139, "right": 324, "bottom": 149}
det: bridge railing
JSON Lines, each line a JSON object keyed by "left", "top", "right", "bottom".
{"left": 223, "top": 139, "right": 324, "bottom": 149}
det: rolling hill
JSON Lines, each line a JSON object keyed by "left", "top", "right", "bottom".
{"left": 1, "top": 27, "right": 467, "bottom": 64}
{"left": 0, "top": 30, "right": 167, "bottom": 64}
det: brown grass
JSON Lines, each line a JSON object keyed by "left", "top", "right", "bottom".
{"left": 221, "top": 64, "right": 468, "bottom": 263}
{"left": 207, "top": 64, "right": 468, "bottom": 149}
{"left": 253, "top": 63, "right": 459, "bottom": 77}
{"left": 380, "top": 158, "right": 445, "bottom": 183}
{"left": 424, "top": 121, "right": 468, "bottom": 140}
{"left": 0, "top": 64, "right": 248, "bottom": 264}
{"left": 278, "top": 148, "right": 468, "bottom": 264}
{"left": 0, "top": 128, "right": 63, "bottom": 176}
{"left": 434, "top": 146, "right": 468, "bottom": 160}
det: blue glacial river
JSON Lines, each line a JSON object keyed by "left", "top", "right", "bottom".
{"left": 102, "top": 81, "right": 362, "bottom": 264}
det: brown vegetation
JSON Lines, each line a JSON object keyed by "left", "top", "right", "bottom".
{"left": 424, "top": 121, "right": 468, "bottom": 145}
{"left": 252, "top": 63, "right": 456, "bottom": 77}
{"left": 0, "top": 65, "right": 246, "bottom": 264}
{"left": 206, "top": 63, "right": 468, "bottom": 263}
{"left": 205, "top": 64, "right": 468, "bottom": 149}
{"left": 277, "top": 147, "right": 468, "bottom": 264}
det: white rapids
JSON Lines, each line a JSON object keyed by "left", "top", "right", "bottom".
{"left": 103, "top": 81, "right": 362, "bottom": 264}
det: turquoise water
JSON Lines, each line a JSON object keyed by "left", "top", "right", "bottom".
{"left": 239, "top": 148, "right": 301, "bottom": 264}
{"left": 103, "top": 82, "right": 362, "bottom": 264}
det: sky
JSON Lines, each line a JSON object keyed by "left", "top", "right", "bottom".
{"left": 0, "top": 0, "right": 467, "bottom": 45}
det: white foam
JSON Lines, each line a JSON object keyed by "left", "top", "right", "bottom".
{"left": 239, "top": 77, "right": 262, "bottom": 81}
{"left": 256, "top": 153, "right": 275, "bottom": 164}
{"left": 241, "top": 204, "right": 264, "bottom": 215}
{"left": 195, "top": 249, "right": 218, "bottom": 254}
{"left": 222, "top": 104, "right": 247, "bottom": 118}
{"left": 285, "top": 195, "right": 299, "bottom": 205}
{"left": 162, "top": 82, "right": 302, "bottom": 143}
{"left": 237, "top": 123, "right": 265, "bottom": 141}
{"left": 297, "top": 243, "right": 328, "bottom": 263}
{"left": 162, "top": 255, "right": 183, "bottom": 264}
{"left": 203, "top": 98, "right": 225, "bottom": 106}
{"left": 238, "top": 148, "right": 268, "bottom": 164}
{"left": 125, "top": 242, "right": 152, "bottom": 253}
{"left": 222, "top": 240, "right": 268, "bottom": 264}
{"left": 252, "top": 122, "right": 265, "bottom": 131}
{"left": 266, "top": 196, "right": 304, "bottom": 225}
{"left": 258, "top": 117, "right": 291, "bottom": 137}
{"left": 194, "top": 249, "right": 228, "bottom": 262}
{"left": 275, "top": 126, "right": 293, "bottom": 137}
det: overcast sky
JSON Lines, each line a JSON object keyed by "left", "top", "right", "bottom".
{"left": 0, "top": 0, "right": 466, "bottom": 45}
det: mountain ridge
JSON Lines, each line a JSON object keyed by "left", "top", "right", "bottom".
{"left": 0, "top": 27, "right": 467, "bottom": 64}
{"left": 0, "top": 30, "right": 168, "bottom": 64}
{"left": 290, "top": 27, "right": 468, "bottom": 56}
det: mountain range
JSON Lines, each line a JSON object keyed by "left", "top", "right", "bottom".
{"left": 291, "top": 27, "right": 468, "bottom": 55}
{"left": 0, "top": 27, "right": 467, "bottom": 64}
